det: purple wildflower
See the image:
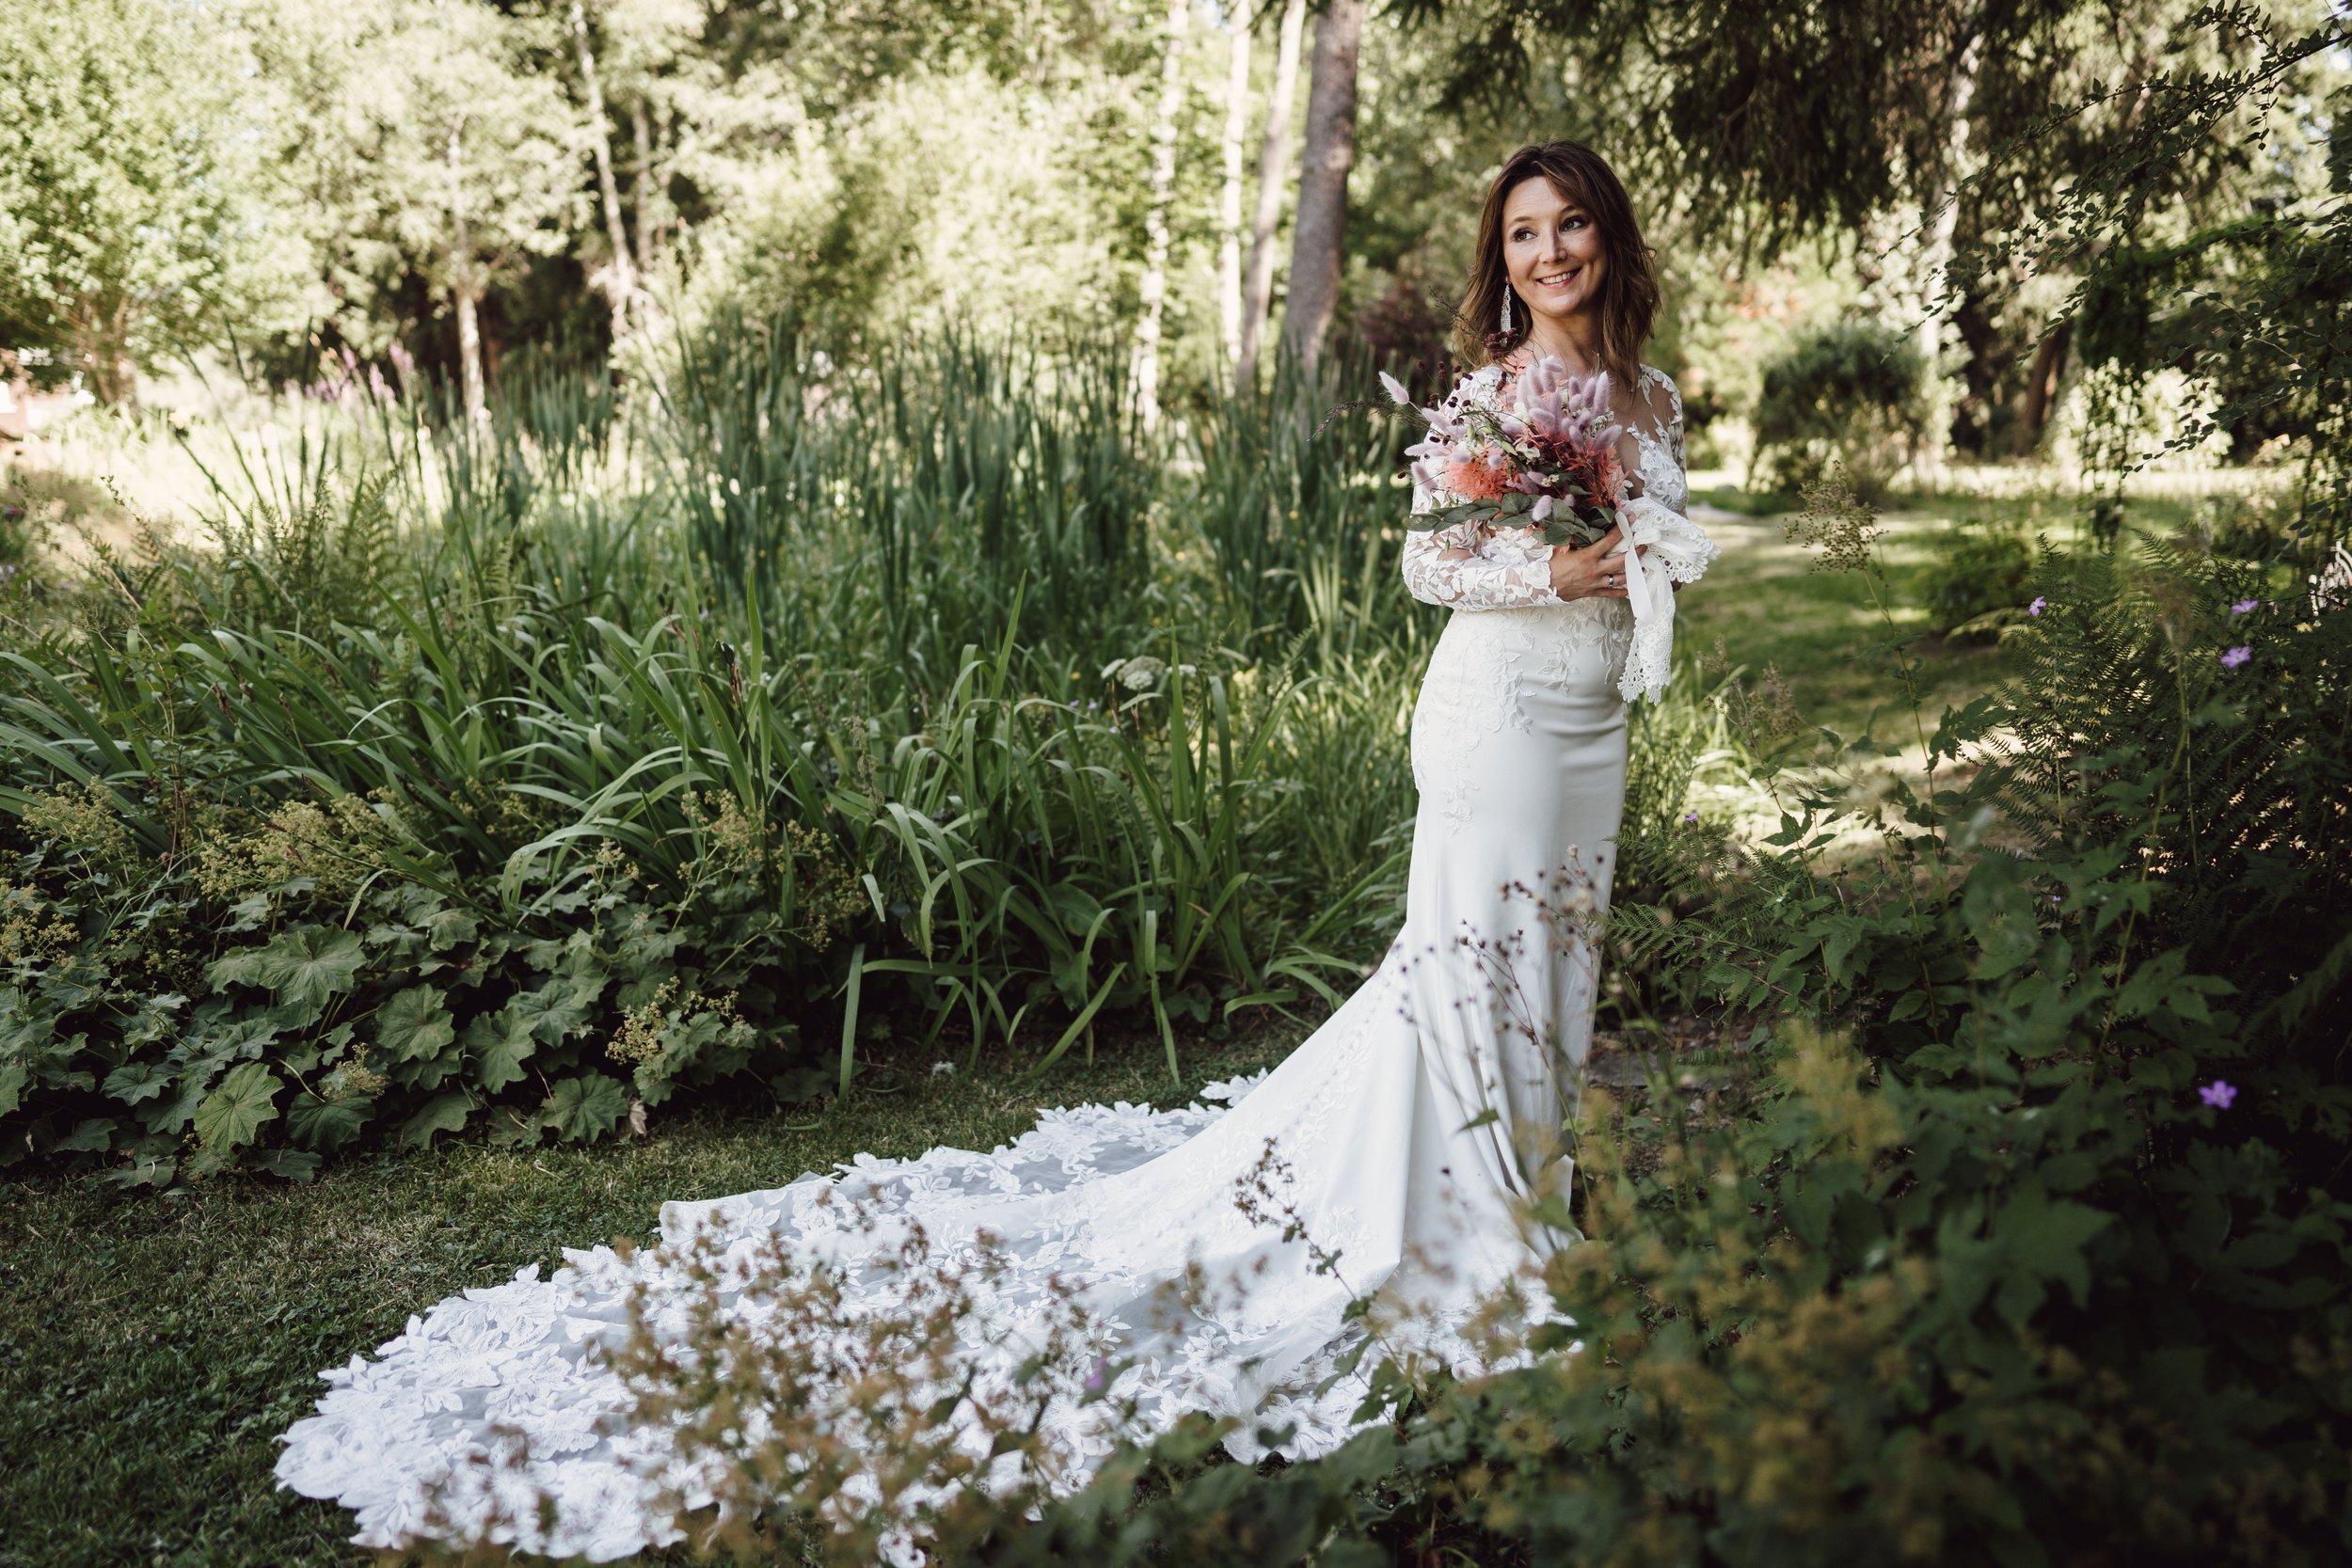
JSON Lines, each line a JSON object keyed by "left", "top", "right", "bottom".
{"left": 2027, "top": 595, "right": 2046, "bottom": 616}
{"left": 2199, "top": 1080, "right": 2237, "bottom": 1110}
{"left": 1083, "top": 1354, "right": 1110, "bottom": 1394}
{"left": 2231, "top": 597, "right": 2260, "bottom": 615}
{"left": 1684, "top": 811, "right": 1699, "bottom": 824}
{"left": 2220, "top": 645, "right": 2251, "bottom": 669}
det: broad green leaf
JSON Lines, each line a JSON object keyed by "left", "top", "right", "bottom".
{"left": 287, "top": 1090, "right": 373, "bottom": 1151}
{"left": 101, "top": 1152, "right": 177, "bottom": 1190}
{"left": 139, "top": 1069, "right": 215, "bottom": 1135}
{"left": 56, "top": 1117, "right": 118, "bottom": 1153}
{"left": 375, "top": 986, "right": 455, "bottom": 1062}
{"left": 1999, "top": 1182, "right": 2112, "bottom": 1308}
{"left": 400, "top": 1091, "right": 475, "bottom": 1148}
{"left": 253, "top": 1148, "right": 322, "bottom": 1182}
{"left": 509, "top": 978, "right": 596, "bottom": 1046}
{"left": 464, "top": 1007, "right": 537, "bottom": 1092}
{"left": 1043, "top": 881, "right": 1104, "bottom": 936}
{"left": 193, "top": 1062, "right": 282, "bottom": 1151}
{"left": 426, "top": 908, "right": 480, "bottom": 950}
{"left": 251, "top": 927, "right": 369, "bottom": 1009}
{"left": 203, "top": 947, "right": 272, "bottom": 991}
{"left": 542, "top": 1073, "right": 628, "bottom": 1144}
{"left": 121, "top": 993, "right": 188, "bottom": 1046}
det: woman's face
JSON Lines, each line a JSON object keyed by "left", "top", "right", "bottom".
{"left": 1502, "top": 174, "right": 1607, "bottom": 326}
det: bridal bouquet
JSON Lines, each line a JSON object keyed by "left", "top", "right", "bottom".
{"left": 1379, "top": 356, "right": 1627, "bottom": 547}
{"left": 1380, "top": 354, "right": 1722, "bottom": 705}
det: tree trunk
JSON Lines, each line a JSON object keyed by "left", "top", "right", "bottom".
{"left": 2019, "top": 317, "right": 2072, "bottom": 453}
{"left": 454, "top": 275, "right": 487, "bottom": 427}
{"left": 1217, "top": 6, "right": 1252, "bottom": 379}
{"left": 72, "top": 295, "right": 138, "bottom": 409}
{"left": 1131, "top": 0, "right": 1190, "bottom": 433}
{"left": 1236, "top": 0, "right": 1305, "bottom": 391}
{"left": 448, "top": 125, "right": 488, "bottom": 427}
{"left": 632, "top": 98, "right": 659, "bottom": 281}
{"left": 1279, "top": 0, "right": 1363, "bottom": 374}
{"left": 571, "top": 2, "right": 638, "bottom": 333}
{"left": 1915, "top": 24, "right": 1982, "bottom": 475}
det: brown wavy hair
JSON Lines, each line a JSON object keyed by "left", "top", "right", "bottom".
{"left": 1455, "top": 141, "right": 1659, "bottom": 390}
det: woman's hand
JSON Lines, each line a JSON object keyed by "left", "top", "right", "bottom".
{"left": 1548, "top": 527, "right": 1632, "bottom": 600}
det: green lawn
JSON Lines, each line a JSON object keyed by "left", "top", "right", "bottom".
{"left": 1673, "top": 479, "right": 2200, "bottom": 748}
{"left": 0, "top": 1023, "right": 1305, "bottom": 1568}
{"left": 1679, "top": 488, "right": 2024, "bottom": 742}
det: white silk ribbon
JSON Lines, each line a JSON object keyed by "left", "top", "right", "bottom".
{"left": 1603, "top": 495, "right": 1721, "bottom": 704}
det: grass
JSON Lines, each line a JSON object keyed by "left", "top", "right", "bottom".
{"left": 1678, "top": 487, "right": 2031, "bottom": 739}
{"left": 0, "top": 1018, "right": 1310, "bottom": 1568}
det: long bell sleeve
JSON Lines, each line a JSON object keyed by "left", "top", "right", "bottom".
{"left": 1613, "top": 369, "right": 1720, "bottom": 703}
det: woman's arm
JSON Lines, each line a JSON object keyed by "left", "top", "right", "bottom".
{"left": 1622, "top": 368, "right": 1690, "bottom": 592}
{"left": 1400, "top": 515, "right": 1562, "bottom": 610}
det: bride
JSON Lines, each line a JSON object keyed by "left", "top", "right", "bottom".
{"left": 276, "top": 138, "right": 1711, "bottom": 1560}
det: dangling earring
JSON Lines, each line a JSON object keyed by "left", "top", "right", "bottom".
{"left": 1500, "top": 286, "right": 1514, "bottom": 335}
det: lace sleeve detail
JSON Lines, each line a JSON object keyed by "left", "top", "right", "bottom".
{"left": 1629, "top": 367, "right": 1689, "bottom": 519}
{"left": 1399, "top": 466, "right": 1560, "bottom": 611}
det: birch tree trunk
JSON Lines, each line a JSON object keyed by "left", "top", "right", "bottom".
{"left": 570, "top": 2, "right": 638, "bottom": 333}
{"left": 632, "top": 98, "right": 659, "bottom": 280}
{"left": 447, "top": 124, "right": 488, "bottom": 427}
{"left": 1915, "top": 25, "right": 1982, "bottom": 476}
{"left": 454, "top": 278, "right": 488, "bottom": 426}
{"left": 1235, "top": 0, "right": 1304, "bottom": 392}
{"left": 1131, "top": 0, "right": 1190, "bottom": 433}
{"left": 1279, "top": 0, "right": 1362, "bottom": 374}
{"left": 1217, "top": 6, "right": 1252, "bottom": 379}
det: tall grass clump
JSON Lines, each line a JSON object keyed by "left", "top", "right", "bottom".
{"left": 0, "top": 325, "right": 1497, "bottom": 1183}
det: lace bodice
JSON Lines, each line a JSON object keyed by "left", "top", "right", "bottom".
{"left": 1400, "top": 361, "right": 1688, "bottom": 610}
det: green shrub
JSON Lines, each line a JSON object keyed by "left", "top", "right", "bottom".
{"left": 1752, "top": 320, "right": 1926, "bottom": 499}
{"left": 1922, "top": 513, "right": 2039, "bottom": 640}
{"left": 0, "top": 330, "right": 1512, "bottom": 1184}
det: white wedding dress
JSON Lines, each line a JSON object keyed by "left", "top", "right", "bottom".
{"left": 275, "top": 362, "right": 1696, "bottom": 1560}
